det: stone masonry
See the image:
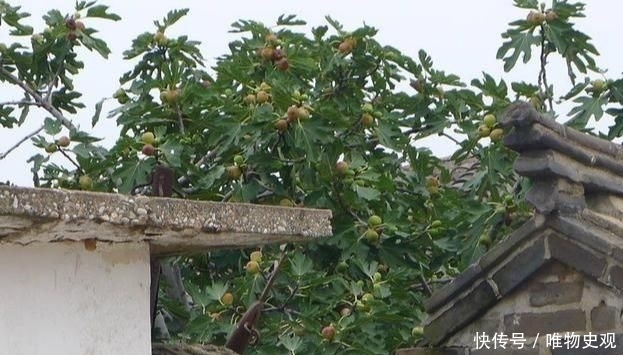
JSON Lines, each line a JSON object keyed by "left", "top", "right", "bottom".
{"left": 397, "top": 102, "right": 623, "bottom": 355}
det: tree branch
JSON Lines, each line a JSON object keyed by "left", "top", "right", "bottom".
{"left": 0, "top": 66, "right": 77, "bottom": 131}
{"left": 0, "top": 124, "right": 44, "bottom": 160}
{"left": 0, "top": 100, "right": 41, "bottom": 107}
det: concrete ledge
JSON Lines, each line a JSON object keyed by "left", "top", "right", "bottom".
{"left": 0, "top": 186, "right": 333, "bottom": 256}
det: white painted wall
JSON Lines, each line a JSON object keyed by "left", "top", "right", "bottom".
{"left": 0, "top": 241, "right": 151, "bottom": 355}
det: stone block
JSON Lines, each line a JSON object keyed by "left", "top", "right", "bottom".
{"left": 529, "top": 280, "right": 584, "bottom": 307}
{"left": 591, "top": 302, "right": 619, "bottom": 331}
{"left": 492, "top": 239, "right": 546, "bottom": 296}
{"left": 424, "top": 263, "right": 482, "bottom": 314}
{"left": 503, "top": 310, "right": 586, "bottom": 336}
{"left": 608, "top": 265, "right": 623, "bottom": 290}
{"left": 548, "top": 235, "right": 606, "bottom": 280}
{"left": 425, "top": 282, "right": 497, "bottom": 345}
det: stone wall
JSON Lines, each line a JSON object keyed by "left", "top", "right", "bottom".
{"left": 398, "top": 258, "right": 623, "bottom": 355}
{"left": 450, "top": 260, "right": 621, "bottom": 354}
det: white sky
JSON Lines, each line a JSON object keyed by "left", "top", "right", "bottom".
{"left": 0, "top": 1, "right": 619, "bottom": 186}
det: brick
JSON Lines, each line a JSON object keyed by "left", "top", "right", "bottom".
{"left": 471, "top": 316, "right": 501, "bottom": 337}
{"left": 425, "top": 282, "right": 497, "bottom": 345}
{"left": 550, "top": 332, "right": 623, "bottom": 355}
{"left": 591, "top": 303, "right": 619, "bottom": 331}
{"left": 394, "top": 347, "right": 466, "bottom": 355}
{"left": 529, "top": 280, "right": 584, "bottom": 307}
{"left": 492, "top": 239, "right": 546, "bottom": 296}
{"left": 548, "top": 235, "right": 607, "bottom": 280}
{"left": 503, "top": 310, "right": 586, "bottom": 336}
{"left": 608, "top": 265, "right": 623, "bottom": 291}
{"left": 536, "top": 260, "right": 581, "bottom": 283}
{"left": 525, "top": 177, "right": 585, "bottom": 214}
{"left": 548, "top": 217, "right": 611, "bottom": 256}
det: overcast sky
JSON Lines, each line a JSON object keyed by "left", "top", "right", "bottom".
{"left": 0, "top": 1, "right": 619, "bottom": 186}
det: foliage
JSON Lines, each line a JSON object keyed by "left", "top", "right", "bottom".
{"left": 0, "top": 0, "right": 613, "bottom": 353}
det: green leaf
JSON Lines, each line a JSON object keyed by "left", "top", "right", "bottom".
{"left": 513, "top": 0, "right": 538, "bottom": 9}
{"left": 159, "top": 140, "right": 184, "bottom": 168}
{"left": 606, "top": 108, "right": 623, "bottom": 140}
{"left": 355, "top": 185, "right": 381, "bottom": 201}
{"left": 289, "top": 252, "right": 313, "bottom": 277}
{"left": 496, "top": 24, "right": 540, "bottom": 72}
{"left": 113, "top": 159, "right": 154, "bottom": 194}
{"left": 79, "top": 32, "right": 113, "bottom": 58}
{"left": 312, "top": 26, "right": 328, "bottom": 40}
{"left": 91, "top": 98, "right": 105, "bottom": 127}
{"left": 566, "top": 95, "right": 607, "bottom": 129}
{"left": 85, "top": 5, "right": 121, "bottom": 21}
{"left": 324, "top": 16, "right": 344, "bottom": 33}
{"left": 1, "top": 3, "right": 34, "bottom": 36}
{"left": 156, "top": 8, "right": 189, "bottom": 30}
{"left": 278, "top": 333, "right": 303, "bottom": 352}
{"left": 43, "top": 117, "right": 62, "bottom": 135}
{"left": 17, "top": 105, "right": 29, "bottom": 125}
{"left": 276, "top": 14, "right": 306, "bottom": 26}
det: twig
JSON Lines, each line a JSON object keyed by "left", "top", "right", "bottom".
{"left": 175, "top": 104, "right": 185, "bottom": 134}
{"left": 177, "top": 149, "right": 218, "bottom": 186}
{"left": 0, "top": 66, "right": 77, "bottom": 131}
{"left": 45, "top": 48, "right": 69, "bottom": 104}
{"left": 537, "top": 25, "right": 554, "bottom": 112}
{"left": 440, "top": 132, "right": 461, "bottom": 146}
{"left": 258, "top": 248, "right": 289, "bottom": 302}
{"left": 58, "top": 148, "right": 83, "bottom": 172}
{"left": 0, "top": 100, "right": 41, "bottom": 107}
{"left": 0, "top": 124, "right": 44, "bottom": 160}
{"left": 419, "top": 274, "right": 433, "bottom": 296}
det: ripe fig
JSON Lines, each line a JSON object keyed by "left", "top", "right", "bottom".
{"left": 275, "top": 119, "right": 289, "bottom": 132}
{"left": 336, "top": 161, "right": 349, "bottom": 175}
{"left": 142, "top": 144, "right": 155, "bottom": 156}
{"left": 260, "top": 47, "right": 274, "bottom": 61}
{"left": 256, "top": 90, "right": 270, "bottom": 103}
{"left": 297, "top": 107, "right": 310, "bottom": 120}
{"left": 276, "top": 58, "right": 289, "bottom": 71}
{"left": 361, "top": 113, "right": 374, "bottom": 127}
{"left": 272, "top": 48, "right": 285, "bottom": 61}
{"left": 57, "top": 136, "right": 71, "bottom": 148}
{"left": 321, "top": 325, "right": 336, "bottom": 341}
{"left": 286, "top": 105, "right": 299, "bottom": 122}
{"left": 244, "top": 94, "right": 256, "bottom": 105}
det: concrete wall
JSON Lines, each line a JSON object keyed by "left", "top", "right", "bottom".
{"left": 0, "top": 241, "right": 151, "bottom": 355}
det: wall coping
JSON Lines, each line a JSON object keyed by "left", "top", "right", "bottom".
{"left": 0, "top": 186, "right": 333, "bottom": 256}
